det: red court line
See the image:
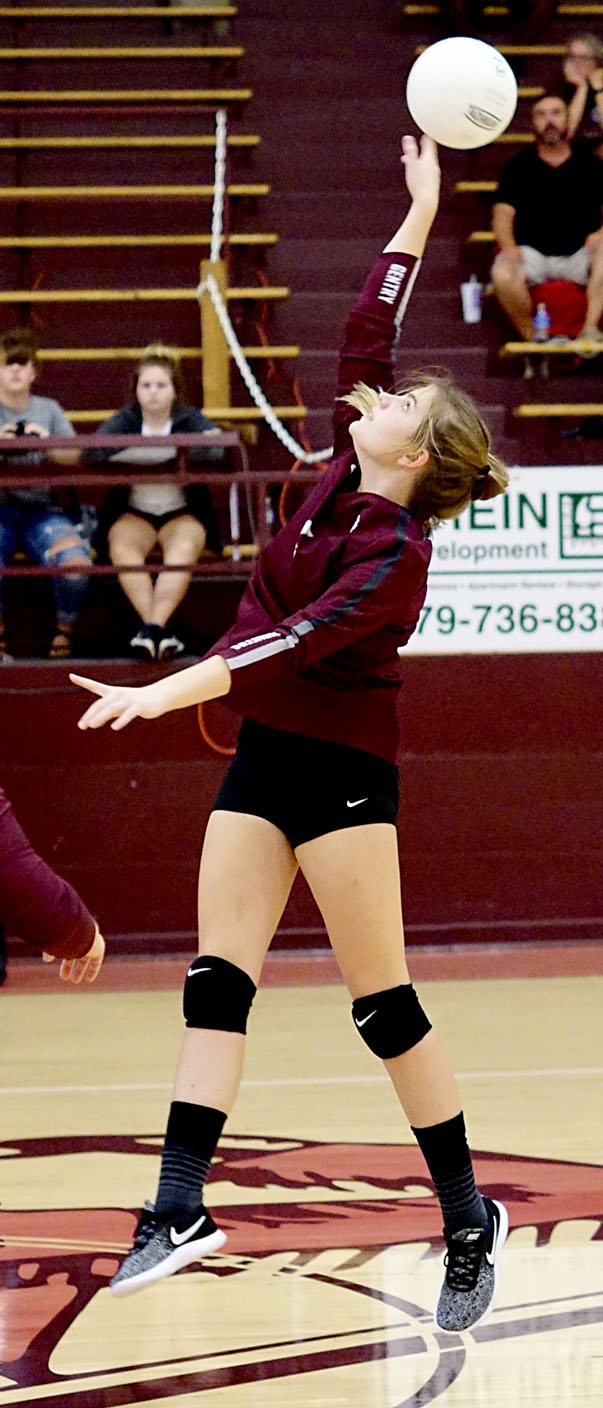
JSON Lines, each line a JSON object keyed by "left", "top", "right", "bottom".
{"left": 4, "top": 942, "right": 603, "bottom": 993}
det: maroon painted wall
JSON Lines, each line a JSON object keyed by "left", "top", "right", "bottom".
{"left": 3, "top": 652, "right": 602, "bottom": 955}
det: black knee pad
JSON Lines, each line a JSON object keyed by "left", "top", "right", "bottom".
{"left": 352, "top": 982, "right": 432, "bottom": 1059}
{"left": 183, "top": 954, "right": 257, "bottom": 1034}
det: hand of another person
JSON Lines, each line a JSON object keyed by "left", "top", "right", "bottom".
{"left": 585, "top": 230, "right": 603, "bottom": 253}
{"left": 563, "top": 57, "right": 587, "bottom": 87}
{"left": 589, "top": 66, "right": 603, "bottom": 92}
{"left": 496, "top": 244, "right": 524, "bottom": 268}
{"left": 70, "top": 672, "right": 170, "bottom": 730}
{"left": 400, "top": 133, "right": 440, "bottom": 211}
{"left": 43, "top": 923, "right": 106, "bottom": 984}
{"left": 22, "top": 422, "right": 48, "bottom": 438}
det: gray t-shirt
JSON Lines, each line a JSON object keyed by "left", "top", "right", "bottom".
{"left": 0, "top": 395, "right": 75, "bottom": 508}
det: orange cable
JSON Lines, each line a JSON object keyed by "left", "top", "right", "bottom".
{"left": 197, "top": 702, "right": 236, "bottom": 757}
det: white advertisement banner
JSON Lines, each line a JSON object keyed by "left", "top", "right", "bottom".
{"left": 405, "top": 464, "right": 603, "bottom": 654}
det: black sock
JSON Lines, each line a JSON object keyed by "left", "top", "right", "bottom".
{"left": 411, "top": 1111, "right": 488, "bottom": 1235}
{"left": 155, "top": 1100, "right": 227, "bottom": 1215}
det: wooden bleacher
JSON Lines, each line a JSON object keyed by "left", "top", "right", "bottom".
{"left": 0, "top": 233, "right": 276, "bottom": 250}
{"left": 0, "top": 286, "right": 289, "bottom": 305}
{"left": 0, "top": 183, "right": 269, "bottom": 199}
{"left": 403, "top": 3, "right": 603, "bottom": 14}
{"left": 501, "top": 340, "right": 603, "bottom": 359}
{"left": 0, "top": 46, "right": 243, "bottom": 59}
{"left": 0, "top": 135, "right": 260, "bottom": 151}
{"left": 0, "top": 88, "right": 252, "bottom": 104}
{"left": 515, "top": 402, "right": 603, "bottom": 418}
{"left": 36, "top": 344, "right": 299, "bottom": 361}
{"left": 0, "top": 5, "right": 238, "bottom": 16}
{"left": 0, "top": 0, "right": 311, "bottom": 526}
{"left": 67, "top": 405, "right": 307, "bottom": 424}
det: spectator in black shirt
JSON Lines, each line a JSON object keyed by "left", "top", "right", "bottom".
{"left": 491, "top": 91, "right": 603, "bottom": 346}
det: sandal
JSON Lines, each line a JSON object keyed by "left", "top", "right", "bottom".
{"left": 48, "top": 629, "right": 73, "bottom": 660}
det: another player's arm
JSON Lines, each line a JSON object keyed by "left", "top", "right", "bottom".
{"left": 0, "top": 790, "right": 105, "bottom": 983}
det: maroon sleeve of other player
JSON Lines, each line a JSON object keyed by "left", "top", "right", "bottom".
{"left": 333, "top": 252, "right": 421, "bottom": 457}
{"left": 0, "top": 789, "right": 96, "bottom": 959}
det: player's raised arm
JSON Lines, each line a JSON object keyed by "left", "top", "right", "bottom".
{"left": 332, "top": 135, "right": 440, "bottom": 454}
{"left": 385, "top": 134, "right": 440, "bottom": 257}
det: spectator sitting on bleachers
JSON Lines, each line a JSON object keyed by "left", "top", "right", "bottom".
{"left": 561, "top": 32, "right": 603, "bottom": 150}
{"left": 90, "top": 344, "right": 223, "bottom": 661}
{"left": 491, "top": 90, "right": 603, "bottom": 348}
{"left": 0, "top": 328, "right": 91, "bottom": 663}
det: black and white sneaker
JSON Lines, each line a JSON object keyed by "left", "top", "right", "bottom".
{"left": 435, "top": 1197, "right": 508, "bottom": 1333}
{"left": 158, "top": 631, "right": 186, "bottom": 660}
{"left": 110, "top": 1200, "right": 227, "bottom": 1297}
{"left": 130, "top": 626, "right": 159, "bottom": 659}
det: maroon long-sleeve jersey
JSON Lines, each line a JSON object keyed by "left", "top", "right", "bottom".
{"left": 0, "top": 788, "right": 96, "bottom": 959}
{"left": 209, "top": 252, "right": 431, "bottom": 763}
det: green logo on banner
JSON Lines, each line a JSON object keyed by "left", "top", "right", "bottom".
{"left": 560, "top": 494, "right": 603, "bottom": 557}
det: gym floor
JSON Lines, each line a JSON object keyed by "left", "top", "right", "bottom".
{"left": 1, "top": 948, "right": 602, "bottom": 1407}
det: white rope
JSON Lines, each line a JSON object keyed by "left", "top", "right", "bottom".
{"left": 201, "top": 112, "right": 332, "bottom": 463}
{"left": 210, "top": 109, "right": 228, "bottom": 262}
{"left": 197, "top": 271, "right": 332, "bottom": 463}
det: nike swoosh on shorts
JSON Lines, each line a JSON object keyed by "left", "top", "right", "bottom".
{"left": 346, "top": 797, "right": 369, "bottom": 808}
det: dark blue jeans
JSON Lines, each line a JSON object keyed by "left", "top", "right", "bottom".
{"left": 0, "top": 505, "right": 92, "bottom": 626}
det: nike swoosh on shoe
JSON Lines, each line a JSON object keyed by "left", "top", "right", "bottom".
{"left": 170, "top": 1213, "right": 207, "bottom": 1246}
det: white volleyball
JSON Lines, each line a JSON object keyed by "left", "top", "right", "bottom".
{"left": 406, "top": 37, "right": 518, "bottom": 150}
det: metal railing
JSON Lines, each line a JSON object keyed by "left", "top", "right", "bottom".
{"left": 0, "top": 432, "right": 325, "bottom": 578}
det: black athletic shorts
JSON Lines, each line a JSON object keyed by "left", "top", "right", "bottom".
{"left": 213, "top": 719, "right": 400, "bottom": 849}
{"left": 125, "top": 508, "right": 191, "bottom": 531}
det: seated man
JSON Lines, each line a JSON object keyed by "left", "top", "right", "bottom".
{"left": 491, "top": 89, "right": 603, "bottom": 347}
{"left": 0, "top": 329, "right": 90, "bottom": 661}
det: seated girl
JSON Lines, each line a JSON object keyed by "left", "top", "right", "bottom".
{"left": 93, "top": 345, "right": 223, "bottom": 660}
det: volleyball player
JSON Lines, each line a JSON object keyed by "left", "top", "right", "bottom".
{"left": 71, "top": 135, "right": 509, "bottom": 1333}
{"left": 0, "top": 785, "right": 105, "bottom": 982}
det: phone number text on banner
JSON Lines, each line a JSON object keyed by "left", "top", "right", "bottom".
{"left": 405, "top": 465, "right": 603, "bottom": 654}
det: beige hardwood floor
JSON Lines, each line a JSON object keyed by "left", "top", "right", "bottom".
{"left": 0, "top": 974, "right": 601, "bottom": 1407}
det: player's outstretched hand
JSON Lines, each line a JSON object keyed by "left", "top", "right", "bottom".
{"left": 43, "top": 923, "right": 106, "bottom": 985}
{"left": 400, "top": 133, "right": 440, "bottom": 211}
{"left": 70, "top": 672, "right": 167, "bottom": 731}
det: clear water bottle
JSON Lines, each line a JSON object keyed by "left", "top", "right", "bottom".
{"left": 460, "top": 273, "right": 484, "bottom": 324}
{"left": 265, "top": 493, "right": 275, "bottom": 532}
{"left": 532, "top": 301, "right": 551, "bottom": 343}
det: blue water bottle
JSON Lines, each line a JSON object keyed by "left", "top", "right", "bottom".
{"left": 532, "top": 301, "right": 551, "bottom": 342}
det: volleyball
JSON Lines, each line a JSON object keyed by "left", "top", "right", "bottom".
{"left": 406, "top": 37, "right": 518, "bottom": 149}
